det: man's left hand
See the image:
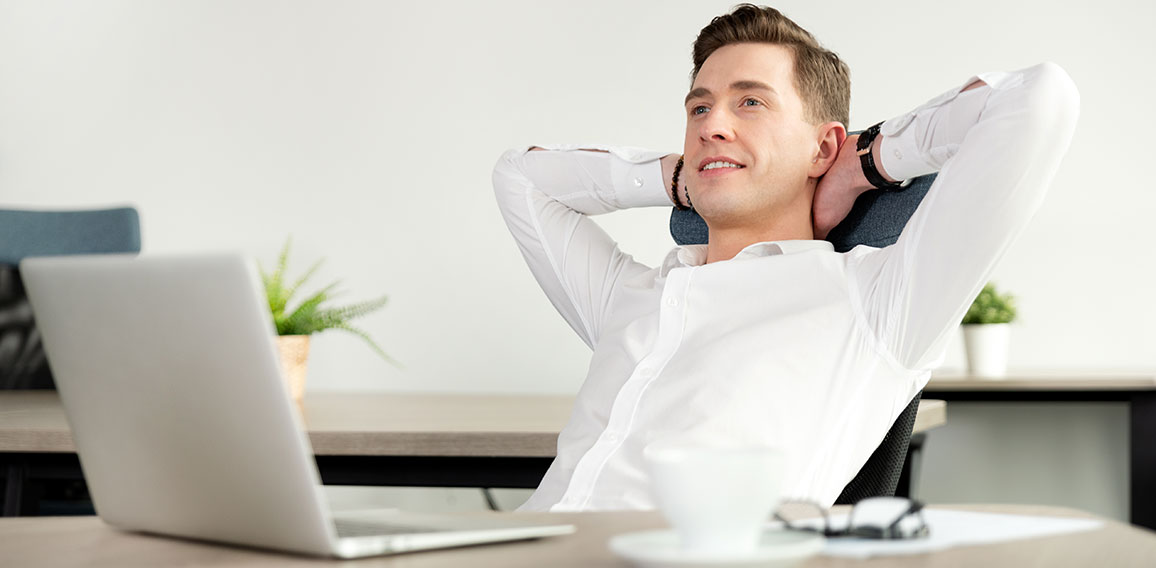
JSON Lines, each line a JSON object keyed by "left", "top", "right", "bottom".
{"left": 812, "top": 133, "right": 874, "bottom": 240}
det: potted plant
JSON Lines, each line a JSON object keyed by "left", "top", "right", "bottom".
{"left": 961, "top": 282, "right": 1017, "bottom": 378}
{"left": 260, "top": 238, "right": 392, "bottom": 400}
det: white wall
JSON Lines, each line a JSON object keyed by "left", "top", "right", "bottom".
{"left": 1, "top": 0, "right": 1152, "bottom": 516}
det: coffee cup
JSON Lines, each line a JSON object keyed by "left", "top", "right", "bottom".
{"left": 644, "top": 443, "right": 784, "bottom": 555}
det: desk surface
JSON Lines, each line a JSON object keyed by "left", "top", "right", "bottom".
{"left": 928, "top": 373, "right": 1156, "bottom": 392}
{"left": 0, "top": 392, "right": 946, "bottom": 457}
{"left": 3, "top": 504, "right": 1154, "bottom": 567}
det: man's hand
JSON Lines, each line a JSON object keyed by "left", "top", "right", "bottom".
{"left": 812, "top": 133, "right": 874, "bottom": 240}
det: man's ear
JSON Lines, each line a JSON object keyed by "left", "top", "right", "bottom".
{"left": 808, "top": 121, "right": 847, "bottom": 178}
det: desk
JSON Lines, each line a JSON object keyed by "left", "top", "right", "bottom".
{"left": 2, "top": 504, "right": 1154, "bottom": 566}
{"left": 924, "top": 374, "right": 1156, "bottom": 530}
{"left": 0, "top": 392, "right": 946, "bottom": 516}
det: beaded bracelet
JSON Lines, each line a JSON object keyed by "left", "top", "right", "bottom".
{"left": 672, "top": 155, "right": 692, "bottom": 210}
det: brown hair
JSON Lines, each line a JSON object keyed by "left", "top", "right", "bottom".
{"left": 692, "top": 4, "right": 850, "bottom": 126}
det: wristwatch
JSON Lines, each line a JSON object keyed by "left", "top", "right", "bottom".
{"left": 857, "top": 122, "right": 909, "bottom": 191}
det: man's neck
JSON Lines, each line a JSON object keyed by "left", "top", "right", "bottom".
{"left": 702, "top": 189, "right": 818, "bottom": 264}
{"left": 705, "top": 220, "right": 815, "bottom": 263}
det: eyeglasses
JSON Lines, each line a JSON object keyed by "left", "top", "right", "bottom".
{"left": 774, "top": 497, "right": 930, "bottom": 540}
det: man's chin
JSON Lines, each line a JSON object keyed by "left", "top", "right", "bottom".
{"left": 693, "top": 201, "right": 755, "bottom": 228}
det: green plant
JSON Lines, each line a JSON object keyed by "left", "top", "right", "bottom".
{"left": 962, "top": 282, "right": 1017, "bottom": 325}
{"left": 260, "top": 238, "right": 394, "bottom": 364}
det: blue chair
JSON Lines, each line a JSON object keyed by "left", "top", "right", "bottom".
{"left": 0, "top": 206, "right": 140, "bottom": 516}
{"left": 0, "top": 207, "right": 141, "bottom": 390}
{"left": 669, "top": 173, "right": 936, "bottom": 504}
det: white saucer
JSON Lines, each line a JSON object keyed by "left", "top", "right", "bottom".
{"left": 608, "top": 528, "right": 824, "bottom": 568}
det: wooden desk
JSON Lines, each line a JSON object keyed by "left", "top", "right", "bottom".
{"left": 924, "top": 373, "right": 1156, "bottom": 530}
{"left": 0, "top": 392, "right": 945, "bottom": 515}
{"left": 2, "top": 504, "right": 1154, "bottom": 567}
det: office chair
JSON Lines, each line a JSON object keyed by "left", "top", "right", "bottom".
{"left": 0, "top": 206, "right": 141, "bottom": 390}
{"left": 669, "top": 172, "right": 936, "bottom": 505}
{"left": 0, "top": 206, "right": 140, "bottom": 516}
{"left": 1, "top": 206, "right": 141, "bottom": 390}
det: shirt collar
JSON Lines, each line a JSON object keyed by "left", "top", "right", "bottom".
{"left": 659, "top": 240, "right": 834, "bottom": 277}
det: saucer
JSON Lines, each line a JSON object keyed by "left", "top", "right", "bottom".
{"left": 608, "top": 528, "right": 824, "bottom": 568}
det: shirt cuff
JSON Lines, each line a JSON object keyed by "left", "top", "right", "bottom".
{"left": 605, "top": 147, "right": 673, "bottom": 208}
{"left": 610, "top": 155, "right": 674, "bottom": 209}
{"left": 876, "top": 132, "right": 933, "bottom": 182}
{"left": 532, "top": 143, "right": 673, "bottom": 209}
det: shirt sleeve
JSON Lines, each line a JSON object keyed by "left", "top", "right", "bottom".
{"left": 850, "top": 62, "right": 1080, "bottom": 372}
{"left": 492, "top": 145, "right": 671, "bottom": 348}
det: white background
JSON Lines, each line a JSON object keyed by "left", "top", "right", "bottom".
{"left": 2, "top": 0, "right": 1152, "bottom": 518}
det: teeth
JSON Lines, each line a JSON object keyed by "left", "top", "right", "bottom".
{"left": 701, "top": 161, "right": 743, "bottom": 171}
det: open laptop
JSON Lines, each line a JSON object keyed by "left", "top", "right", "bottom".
{"left": 20, "top": 252, "right": 574, "bottom": 558}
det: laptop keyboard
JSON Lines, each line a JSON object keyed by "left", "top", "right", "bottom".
{"left": 334, "top": 518, "right": 454, "bottom": 538}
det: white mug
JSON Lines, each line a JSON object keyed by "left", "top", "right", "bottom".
{"left": 644, "top": 444, "right": 784, "bottom": 555}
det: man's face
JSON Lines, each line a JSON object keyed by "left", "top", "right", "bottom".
{"left": 683, "top": 42, "right": 821, "bottom": 230}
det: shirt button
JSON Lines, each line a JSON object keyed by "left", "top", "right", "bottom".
{"left": 605, "top": 432, "right": 619, "bottom": 443}
{"left": 639, "top": 368, "right": 653, "bottom": 378}
{"left": 893, "top": 149, "right": 903, "bottom": 160}
{"left": 633, "top": 177, "right": 645, "bottom": 188}
{"left": 666, "top": 297, "right": 678, "bottom": 307}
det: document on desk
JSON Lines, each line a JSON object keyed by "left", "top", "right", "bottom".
{"left": 789, "top": 508, "right": 1103, "bottom": 558}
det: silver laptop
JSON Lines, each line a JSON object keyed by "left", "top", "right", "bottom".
{"left": 20, "top": 252, "right": 574, "bottom": 559}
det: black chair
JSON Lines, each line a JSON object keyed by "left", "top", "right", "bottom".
{"left": 0, "top": 206, "right": 140, "bottom": 516}
{"left": 669, "top": 173, "right": 936, "bottom": 504}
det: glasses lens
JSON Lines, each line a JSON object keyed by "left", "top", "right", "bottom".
{"left": 849, "top": 497, "right": 913, "bottom": 529}
{"left": 774, "top": 501, "right": 827, "bottom": 532}
{"left": 894, "top": 511, "right": 929, "bottom": 539}
{"left": 849, "top": 497, "right": 928, "bottom": 540}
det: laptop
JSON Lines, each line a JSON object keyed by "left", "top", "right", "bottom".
{"left": 19, "top": 252, "right": 574, "bottom": 558}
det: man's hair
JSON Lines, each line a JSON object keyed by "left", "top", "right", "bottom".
{"left": 692, "top": 4, "right": 850, "bottom": 127}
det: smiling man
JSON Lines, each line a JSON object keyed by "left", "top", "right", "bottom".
{"left": 493, "top": 4, "right": 1078, "bottom": 512}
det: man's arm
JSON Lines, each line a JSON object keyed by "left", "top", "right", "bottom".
{"left": 532, "top": 147, "right": 688, "bottom": 208}
{"left": 492, "top": 146, "right": 674, "bottom": 348}
{"left": 842, "top": 63, "right": 1079, "bottom": 372}
{"left": 812, "top": 81, "right": 987, "bottom": 239}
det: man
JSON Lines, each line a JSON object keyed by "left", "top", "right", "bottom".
{"left": 493, "top": 4, "right": 1078, "bottom": 512}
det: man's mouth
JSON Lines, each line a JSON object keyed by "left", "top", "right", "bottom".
{"left": 698, "top": 157, "right": 746, "bottom": 172}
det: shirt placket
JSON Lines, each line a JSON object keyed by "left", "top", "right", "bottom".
{"left": 554, "top": 267, "right": 695, "bottom": 510}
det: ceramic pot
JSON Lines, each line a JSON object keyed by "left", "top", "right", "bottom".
{"left": 276, "top": 335, "right": 311, "bottom": 400}
{"left": 962, "top": 324, "right": 1010, "bottom": 378}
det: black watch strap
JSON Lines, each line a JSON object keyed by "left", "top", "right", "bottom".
{"left": 857, "top": 122, "right": 906, "bottom": 191}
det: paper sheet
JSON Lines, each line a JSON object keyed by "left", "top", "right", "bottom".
{"left": 772, "top": 508, "right": 1104, "bottom": 558}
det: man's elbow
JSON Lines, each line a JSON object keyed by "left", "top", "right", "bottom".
{"left": 492, "top": 147, "right": 529, "bottom": 201}
{"left": 1021, "top": 62, "right": 1081, "bottom": 138}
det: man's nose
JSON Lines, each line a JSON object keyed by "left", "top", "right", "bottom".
{"left": 698, "top": 109, "right": 735, "bottom": 142}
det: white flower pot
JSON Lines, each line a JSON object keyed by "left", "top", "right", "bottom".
{"left": 963, "top": 324, "right": 1011, "bottom": 379}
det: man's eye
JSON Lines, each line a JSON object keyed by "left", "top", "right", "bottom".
{"left": 691, "top": 105, "right": 709, "bottom": 116}
{"left": 742, "top": 98, "right": 762, "bottom": 107}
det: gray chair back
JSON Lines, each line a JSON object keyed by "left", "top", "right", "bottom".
{"left": 0, "top": 207, "right": 141, "bottom": 389}
{"left": 668, "top": 173, "right": 936, "bottom": 504}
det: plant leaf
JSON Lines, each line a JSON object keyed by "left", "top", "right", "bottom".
{"left": 962, "top": 282, "right": 1017, "bottom": 325}
{"left": 260, "top": 236, "right": 396, "bottom": 367}
{"left": 333, "top": 322, "right": 400, "bottom": 367}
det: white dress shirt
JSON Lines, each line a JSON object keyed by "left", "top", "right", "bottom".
{"left": 492, "top": 63, "right": 1079, "bottom": 512}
